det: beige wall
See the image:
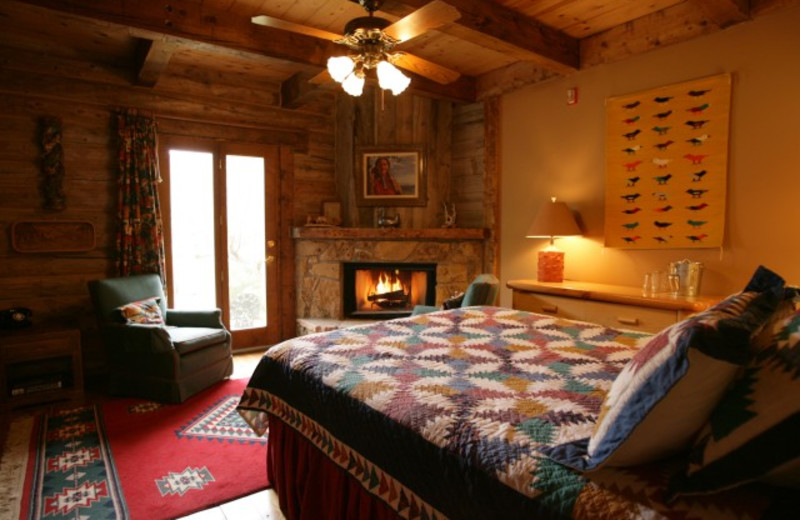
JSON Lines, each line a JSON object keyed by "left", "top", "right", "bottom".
{"left": 499, "top": 5, "right": 800, "bottom": 306}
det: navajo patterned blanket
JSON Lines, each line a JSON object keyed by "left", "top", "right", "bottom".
{"left": 237, "top": 307, "right": 783, "bottom": 519}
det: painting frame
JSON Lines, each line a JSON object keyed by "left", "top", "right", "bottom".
{"left": 355, "top": 146, "right": 426, "bottom": 207}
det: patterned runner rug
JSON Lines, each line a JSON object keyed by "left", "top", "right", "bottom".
{"left": 7, "top": 378, "right": 268, "bottom": 520}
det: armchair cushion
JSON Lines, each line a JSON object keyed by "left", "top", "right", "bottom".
{"left": 118, "top": 297, "right": 164, "bottom": 325}
{"left": 167, "top": 326, "right": 231, "bottom": 355}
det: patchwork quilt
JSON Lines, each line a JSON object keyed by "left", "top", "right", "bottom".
{"left": 237, "top": 306, "right": 787, "bottom": 519}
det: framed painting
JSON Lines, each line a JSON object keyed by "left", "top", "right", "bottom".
{"left": 604, "top": 73, "right": 731, "bottom": 249}
{"left": 355, "top": 146, "right": 426, "bottom": 207}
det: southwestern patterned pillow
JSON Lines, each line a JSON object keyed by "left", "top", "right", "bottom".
{"left": 671, "top": 286, "right": 800, "bottom": 495}
{"left": 544, "top": 266, "right": 786, "bottom": 471}
{"left": 117, "top": 297, "right": 164, "bottom": 325}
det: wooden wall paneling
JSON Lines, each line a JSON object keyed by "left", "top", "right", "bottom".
{"left": 278, "top": 146, "right": 296, "bottom": 341}
{"left": 483, "top": 96, "right": 501, "bottom": 275}
{"left": 334, "top": 93, "right": 356, "bottom": 227}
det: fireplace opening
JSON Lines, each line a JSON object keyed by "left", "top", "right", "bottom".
{"left": 343, "top": 262, "right": 436, "bottom": 319}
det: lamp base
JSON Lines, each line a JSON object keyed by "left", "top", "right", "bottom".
{"left": 537, "top": 250, "right": 565, "bottom": 283}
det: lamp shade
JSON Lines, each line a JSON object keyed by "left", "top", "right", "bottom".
{"left": 526, "top": 198, "right": 581, "bottom": 240}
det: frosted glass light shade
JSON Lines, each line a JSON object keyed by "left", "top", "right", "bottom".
{"left": 341, "top": 73, "right": 365, "bottom": 96}
{"left": 377, "top": 61, "right": 410, "bottom": 95}
{"left": 327, "top": 56, "right": 355, "bottom": 83}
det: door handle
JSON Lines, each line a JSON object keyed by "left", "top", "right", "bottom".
{"left": 266, "top": 255, "right": 275, "bottom": 265}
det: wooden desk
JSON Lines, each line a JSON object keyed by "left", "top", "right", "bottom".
{"left": 507, "top": 279, "right": 721, "bottom": 334}
{"left": 0, "top": 326, "right": 83, "bottom": 410}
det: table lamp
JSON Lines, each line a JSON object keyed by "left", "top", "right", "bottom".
{"left": 526, "top": 197, "right": 581, "bottom": 282}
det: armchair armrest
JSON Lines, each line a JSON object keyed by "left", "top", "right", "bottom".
{"left": 102, "top": 322, "right": 174, "bottom": 355}
{"left": 166, "top": 309, "right": 224, "bottom": 328}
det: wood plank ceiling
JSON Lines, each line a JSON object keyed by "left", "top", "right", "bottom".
{"left": 5, "top": 0, "right": 799, "bottom": 105}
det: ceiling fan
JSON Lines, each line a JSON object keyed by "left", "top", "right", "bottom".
{"left": 252, "top": 0, "right": 461, "bottom": 96}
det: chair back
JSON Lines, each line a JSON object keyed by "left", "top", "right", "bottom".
{"left": 88, "top": 274, "right": 167, "bottom": 323}
{"left": 462, "top": 274, "right": 500, "bottom": 307}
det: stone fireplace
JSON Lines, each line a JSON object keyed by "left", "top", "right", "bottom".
{"left": 293, "top": 227, "right": 489, "bottom": 326}
{"left": 342, "top": 261, "right": 437, "bottom": 319}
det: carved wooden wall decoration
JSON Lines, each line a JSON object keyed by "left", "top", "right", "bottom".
{"left": 604, "top": 74, "right": 731, "bottom": 249}
{"left": 39, "top": 116, "right": 67, "bottom": 211}
{"left": 11, "top": 221, "right": 95, "bottom": 253}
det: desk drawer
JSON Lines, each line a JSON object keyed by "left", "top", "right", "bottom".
{"left": 582, "top": 300, "right": 677, "bottom": 333}
{"left": 512, "top": 292, "right": 584, "bottom": 321}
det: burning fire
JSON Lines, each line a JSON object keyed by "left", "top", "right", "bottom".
{"left": 374, "top": 270, "right": 404, "bottom": 295}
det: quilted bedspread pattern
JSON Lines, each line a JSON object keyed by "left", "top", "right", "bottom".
{"left": 238, "top": 307, "right": 783, "bottom": 520}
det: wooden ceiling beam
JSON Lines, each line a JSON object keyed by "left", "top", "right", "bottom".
{"left": 15, "top": 0, "right": 477, "bottom": 102}
{"left": 689, "top": 0, "right": 751, "bottom": 28}
{"left": 381, "top": 0, "right": 579, "bottom": 74}
{"left": 135, "top": 37, "right": 180, "bottom": 87}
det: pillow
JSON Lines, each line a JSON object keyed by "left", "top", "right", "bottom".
{"left": 117, "top": 297, "right": 164, "bottom": 325}
{"left": 442, "top": 292, "right": 465, "bottom": 310}
{"left": 543, "top": 266, "right": 786, "bottom": 471}
{"left": 670, "top": 286, "right": 800, "bottom": 495}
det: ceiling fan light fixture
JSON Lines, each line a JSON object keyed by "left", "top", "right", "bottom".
{"left": 327, "top": 55, "right": 355, "bottom": 83}
{"left": 377, "top": 60, "right": 410, "bottom": 95}
{"left": 341, "top": 71, "right": 365, "bottom": 96}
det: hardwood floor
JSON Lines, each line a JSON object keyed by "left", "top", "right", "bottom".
{"left": 172, "top": 349, "right": 287, "bottom": 520}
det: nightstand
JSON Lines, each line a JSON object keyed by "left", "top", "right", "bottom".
{"left": 507, "top": 279, "right": 721, "bottom": 333}
{"left": 1, "top": 326, "right": 83, "bottom": 410}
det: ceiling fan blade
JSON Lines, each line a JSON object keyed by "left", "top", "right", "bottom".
{"left": 392, "top": 53, "right": 460, "bottom": 85}
{"left": 383, "top": 1, "right": 460, "bottom": 42}
{"left": 251, "top": 15, "right": 342, "bottom": 41}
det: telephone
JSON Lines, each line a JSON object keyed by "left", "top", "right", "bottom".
{"left": 0, "top": 307, "right": 33, "bottom": 329}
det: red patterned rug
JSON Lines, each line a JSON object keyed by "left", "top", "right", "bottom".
{"left": 15, "top": 378, "right": 269, "bottom": 520}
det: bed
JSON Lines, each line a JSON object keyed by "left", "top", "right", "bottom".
{"left": 237, "top": 269, "right": 797, "bottom": 520}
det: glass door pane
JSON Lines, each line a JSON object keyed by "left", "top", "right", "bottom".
{"left": 168, "top": 150, "right": 217, "bottom": 310}
{"left": 226, "top": 155, "right": 267, "bottom": 330}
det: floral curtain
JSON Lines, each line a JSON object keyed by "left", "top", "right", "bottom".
{"left": 115, "top": 109, "right": 166, "bottom": 279}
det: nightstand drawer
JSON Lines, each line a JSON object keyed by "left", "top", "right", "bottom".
{"left": 582, "top": 300, "right": 677, "bottom": 333}
{"left": 512, "top": 292, "right": 584, "bottom": 320}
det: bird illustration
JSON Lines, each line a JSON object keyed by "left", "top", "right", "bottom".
{"left": 685, "top": 120, "right": 709, "bottom": 129}
{"left": 623, "top": 116, "right": 641, "bottom": 124}
{"left": 654, "top": 221, "right": 673, "bottom": 228}
{"left": 687, "top": 233, "right": 709, "bottom": 243}
{"left": 686, "top": 134, "right": 710, "bottom": 146}
{"left": 622, "top": 145, "right": 642, "bottom": 155}
{"left": 623, "top": 160, "right": 643, "bottom": 171}
{"left": 652, "top": 157, "right": 671, "bottom": 168}
{"left": 688, "top": 89, "right": 711, "bottom": 97}
{"left": 684, "top": 153, "right": 709, "bottom": 165}
{"left": 654, "top": 140, "right": 674, "bottom": 150}
{"left": 653, "top": 236, "right": 672, "bottom": 243}
{"left": 652, "top": 192, "right": 668, "bottom": 201}
{"left": 623, "top": 129, "right": 642, "bottom": 140}
{"left": 653, "top": 173, "right": 673, "bottom": 185}
{"left": 687, "top": 203, "right": 709, "bottom": 211}
{"left": 690, "top": 170, "right": 708, "bottom": 182}
{"left": 622, "top": 207, "right": 642, "bottom": 215}
{"left": 626, "top": 176, "right": 640, "bottom": 186}
{"left": 622, "top": 193, "right": 641, "bottom": 203}
{"left": 622, "top": 222, "right": 640, "bottom": 230}
{"left": 654, "top": 205, "right": 673, "bottom": 212}
{"left": 686, "top": 188, "right": 709, "bottom": 198}
{"left": 652, "top": 126, "right": 671, "bottom": 135}
{"left": 622, "top": 236, "right": 642, "bottom": 244}
{"left": 623, "top": 101, "right": 641, "bottom": 109}
{"left": 654, "top": 110, "right": 673, "bottom": 119}
{"left": 654, "top": 96, "right": 673, "bottom": 103}
{"left": 688, "top": 219, "right": 708, "bottom": 228}
{"left": 687, "top": 103, "right": 710, "bottom": 113}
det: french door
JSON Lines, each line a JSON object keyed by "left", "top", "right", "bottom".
{"left": 158, "top": 136, "right": 280, "bottom": 350}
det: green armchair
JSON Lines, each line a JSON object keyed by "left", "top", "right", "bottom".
{"left": 88, "top": 274, "right": 233, "bottom": 403}
{"left": 412, "top": 274, "right": 500, "bottom": 315}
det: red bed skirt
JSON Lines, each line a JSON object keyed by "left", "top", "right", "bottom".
{"left": 267, "top": 414, "right": 403, "bottom": 520}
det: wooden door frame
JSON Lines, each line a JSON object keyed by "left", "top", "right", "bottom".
{"left": 157, "top": 135, "right": 284, "bottom": 349}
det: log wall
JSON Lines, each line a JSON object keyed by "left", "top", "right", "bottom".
{"left": 0, "top": 1, "right": 492, "bottom": 377}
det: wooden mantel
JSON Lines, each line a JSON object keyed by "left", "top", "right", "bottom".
{"left": 291, "top": 227, "right": 489, "bottom": 241}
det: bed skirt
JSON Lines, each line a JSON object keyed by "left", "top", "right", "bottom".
{"left": 268, "top": 414, "right": 403, "bottom": 520}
